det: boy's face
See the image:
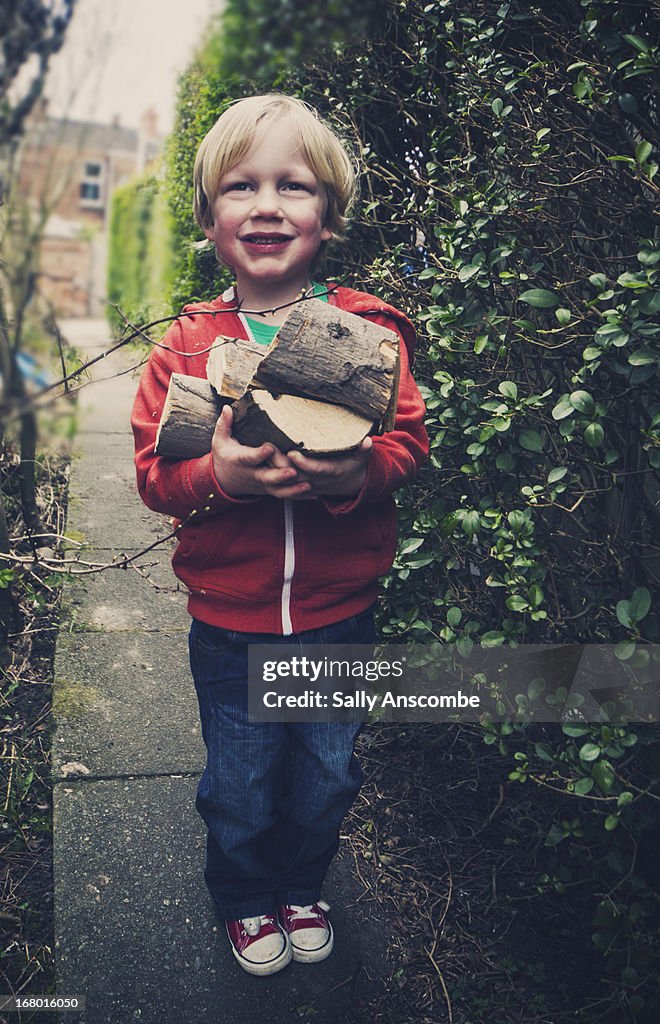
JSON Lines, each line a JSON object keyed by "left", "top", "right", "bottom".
{"left": 205, "top": 118, "right": 332, "bottom": 300}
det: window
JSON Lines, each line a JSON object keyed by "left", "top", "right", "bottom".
{"left": 79, "top": 160, "right": 104, "bottom": 208}
{"left": 80, "top": 181, "right": 100, "bottom": 201}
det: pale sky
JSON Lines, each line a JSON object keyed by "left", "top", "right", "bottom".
{"left": 44, "top": 0, "right": 224, "bottom": 132}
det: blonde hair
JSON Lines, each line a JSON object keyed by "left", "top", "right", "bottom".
{"left": 193, "top": 94, "right": 358, "bottom": 241}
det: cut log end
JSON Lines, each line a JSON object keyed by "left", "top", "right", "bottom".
{"left": 231, "top": 391, "right": 374, "bottom": 455}
{"left": 155, "top": 373, "right": 224, "bottom": 459}
{"left": 206, "top": 335, "right": 269, "bottom": 399}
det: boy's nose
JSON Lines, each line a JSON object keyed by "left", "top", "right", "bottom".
{"left": 251, "top": 187, "right": 283, "bottom": 218}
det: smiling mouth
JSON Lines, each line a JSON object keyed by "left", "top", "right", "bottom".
{"left": 241, "top": 233, "right": 293, "bottom": 244}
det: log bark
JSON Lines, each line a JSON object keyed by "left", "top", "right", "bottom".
{"left": 231, "top": 390, "right": 373, "bottom": 455}
{"left": 254, "top": 298, "right": 399, "bottom": 427}
{"left": 206, "top": 335, "right": 268, "bottom": 399}
{"left": 155, "top": 373, "right": 225, "bottom": 459}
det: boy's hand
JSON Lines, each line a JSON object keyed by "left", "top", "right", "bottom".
{"left": 286, "top": 438, "right": 372, "bottom": 498}
{"left": 212, "top": 406, "right": 312, "bottom": 499}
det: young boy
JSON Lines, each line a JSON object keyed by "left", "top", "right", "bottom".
{"left": 131, "top": 94, "right": 428, "bottom": 976}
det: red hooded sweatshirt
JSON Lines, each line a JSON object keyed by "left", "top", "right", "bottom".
{"left": 131, "top": 284, "right": 428, "bottom": 635}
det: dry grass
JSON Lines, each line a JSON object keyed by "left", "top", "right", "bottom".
{"left": 0, "top": 453, "right": 69, "bottom": 1024}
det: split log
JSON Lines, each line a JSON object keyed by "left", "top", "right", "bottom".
{"left": 154, "top": 373, "right": 225, "bottom": 459}
{"left": 154, "top": 302, "right": 402, "bottom": 461}
{"left": 206, "top": 335, "right": 268, "bottom": 399}
{"left": 254, "top": 299, "right": 399, "bottom": 429}
{"left": 231, "top": 390, "right": 373, "bottom": 455}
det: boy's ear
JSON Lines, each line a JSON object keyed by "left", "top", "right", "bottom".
{"left": 203, "top": 224, "right": 216, "bottom": 241}
{"left": 320, "top": 226, "right": 333, "bottom": 242}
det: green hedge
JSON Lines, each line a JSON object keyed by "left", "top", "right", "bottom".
{"left": 167, "top": 0, "right": 659, "bottom": 647}
{"left": 163, "top": 2, "right": 660, "bottom": 1017}
{"left": 107, "top": 167, "right": 175, "bottom": 333}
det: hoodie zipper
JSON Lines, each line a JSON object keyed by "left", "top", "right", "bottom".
{"left": 238, "top": 309, "right": 295, "bottom": 635}
{"left": 281, "top": 499, "right": 295, "bottom": 635}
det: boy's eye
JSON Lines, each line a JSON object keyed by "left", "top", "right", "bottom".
{"left": 282, "top": 182, "right": 309, "bottom": 192}
{"left": 225, "top": 182, "right": 252, "bottom": 192}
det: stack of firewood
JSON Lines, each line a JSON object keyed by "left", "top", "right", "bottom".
{"left": 154, "top": 298, "right": 400, "bottom": 459}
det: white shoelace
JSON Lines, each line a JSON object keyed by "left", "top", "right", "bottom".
{"left": 241, "top": 914, "right": 274, "bottom": 936}
{"left": 287, "top": 900, "right": 330, "bottom": 922}
{"left": 241, "top": 900, "right": 330, "bottom": 934}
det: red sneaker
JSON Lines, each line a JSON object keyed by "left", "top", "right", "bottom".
{"left": 277, "top": 900, "right": 334, "bottom": 963}
{"left": 225, "top": 913, "right": 292, "bottom": 976}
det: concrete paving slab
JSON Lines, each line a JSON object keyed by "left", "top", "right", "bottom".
{"left": 59, "top": 319, "right": 117, "bottom": 353}
{"left": 70, "top": 429, "right": 145, "bottom": 468}
{"left": 60, "top": 547, "right": 187, "bottom": 634}
{"left": 53, "top": 631, "right": 203, "bottom": 779}
{"left": 54, "top": 775, "right": 391, "bottom": 1024}
{"left": 69, "top": 454, "right": 138, "bottom": 502}
{"left": 65, "top": 441, "right": 173, "bottom": 554}
{"left": 75, "top": 382, "right": 137, "bottom": 435}
{"left": 64, "top": 494, "right": 169, "bottom": 551}
{"left": 74, "top": 429, "right": 135, "bottom": 448}
{"left": 76, "top": 369, "right": 137, "bottom": 404}
{"left": 60, "top": 319, "right": 141, "bottom": 435}
{"left": 72, "top": 425, "right": 134, "bottom": 452}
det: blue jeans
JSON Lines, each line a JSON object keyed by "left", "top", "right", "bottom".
{"left": 188, "top": 607, "right": 376, "bottom": 920}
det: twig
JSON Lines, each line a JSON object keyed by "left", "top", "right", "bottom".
{"left": 426, "top": 942, "right": 453, "bottom": 1024}
{"left": 0, "top": 509, "right": 198, "bottom": 576}
{"left": 0, "top": 285, "right": 355, "bottom": 426}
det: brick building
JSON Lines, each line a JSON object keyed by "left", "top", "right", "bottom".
{"left": 18, "top": 103, "right": 161, "bottom": 317}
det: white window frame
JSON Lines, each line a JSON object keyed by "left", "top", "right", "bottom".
{"left": 79, "top": 160, "right": 104, "bottom": 209}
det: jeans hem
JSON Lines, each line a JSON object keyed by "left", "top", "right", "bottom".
{"left": 211, "top": 894, "right": 278, "bottom": 921}
{"left": 274, "top": 889, "right": 322, "bottom": 907}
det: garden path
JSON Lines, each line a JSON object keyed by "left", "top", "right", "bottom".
{"left": 51, "top": 319, "right": 388, "bottom": 1024}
